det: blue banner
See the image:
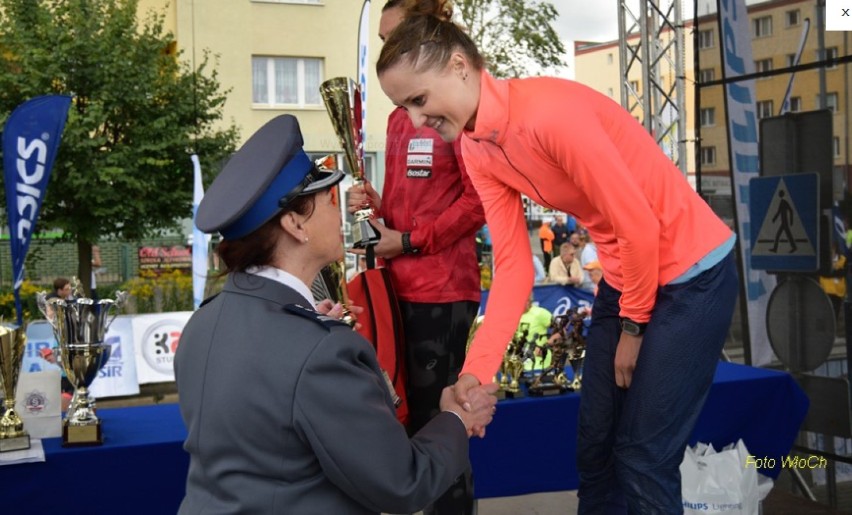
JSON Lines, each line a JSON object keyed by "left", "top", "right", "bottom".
{"left": 479, "top": 283, "right": 595, "bottom": 316}
{"left": 3, "top": 95, "right": 72, "bottom": 324}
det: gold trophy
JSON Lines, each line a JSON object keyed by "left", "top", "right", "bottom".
{"left": 0, "top": 324, "right": 30, "bottom": 452}
{"left": 36, "top": 290, "right": 127, "bottom": 446}
{"left": 320, "top": 77, "right": 380, "bottom": 249}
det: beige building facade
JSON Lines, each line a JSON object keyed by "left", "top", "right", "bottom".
{"left": 137, "top": 0, "right": 397, "bottom": 187}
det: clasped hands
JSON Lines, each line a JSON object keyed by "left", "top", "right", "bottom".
{"left": 442, "top": 374, "right": 500, "bottom": 438}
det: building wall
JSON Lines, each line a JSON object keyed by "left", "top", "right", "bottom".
{"left": 138, "top": 0, "right": 395, "bottom": 165}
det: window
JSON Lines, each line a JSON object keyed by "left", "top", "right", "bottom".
{"left": 607, "top": 53, "right": 613, "bottom": 65}
{"left": 753, "top": 16, "right": 772, "bottom": 38}
{"left": 698, "top": 29, "right": 714, "bottom": 49}
{"left": 785, "top": 9, "right": 800, "bottom": 27}
{"left": 700, "top": 107, "right": 716, "bottom": 127}
{"left": 252, "top": 56, "right": 323, "bottom": 107}
{"left": 757, "top": 100, "right": 774, "bottom": 119}
{"left": 629, "top": 80, "right": 640, "bottom": 93}
{"left": 827, "top": 47, "right": 839, "bottom": 69}
{"left": 786, "top": 54, "right": 797, "bottom": 67}
{"left": 789, "top": 96, "right": 802, "bottom": 112}
{"left": 698, "top": 68, "right": 715, "bottom": 83}
{"left": 700, "top": 147, "right": 716, "bottom": 166}
{"left": 816, "top": 92, "right": 839, "bottom": 112}
{"left": 755, "top": 58, "right": 773, "bottom": 75}
{"left": 607, "top": 87, "right": 614, "bottom": 97}
{"left": 834, "top": 137, "right": 841, "bottom": 158}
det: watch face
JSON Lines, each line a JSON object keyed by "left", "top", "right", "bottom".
{"left": 621, "top": 320, "right": 641, "bottom": 336}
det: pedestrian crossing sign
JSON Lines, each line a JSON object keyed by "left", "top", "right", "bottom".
{"left": 749, "top": 173, "right": 819, "bottom": 272}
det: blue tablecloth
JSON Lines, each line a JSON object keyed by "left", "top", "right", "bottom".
{"left": 469, "top": 361, "right": 809, "bottom": 498}
{"left": 0, "top": 362, "right": 807, "bottom": 512}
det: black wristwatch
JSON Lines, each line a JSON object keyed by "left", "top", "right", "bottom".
{"left": 621, "top": 318, "right": 648, "bottom": 337}
{"left": 401, "top": 232, "right": 420, "bottom": 255}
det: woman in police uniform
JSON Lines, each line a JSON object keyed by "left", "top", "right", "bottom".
{"left": 174, "top": 115, "right": 496, "bottom": 515}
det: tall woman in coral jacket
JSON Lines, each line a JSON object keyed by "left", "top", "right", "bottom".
{"left": 377, "top": 14, "right": 739, "bottom": 514}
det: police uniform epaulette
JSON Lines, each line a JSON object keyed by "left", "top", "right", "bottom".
{"left": 284, "top": 304, "right": 350, "bottom": 329}
{"left": 199, "top": 293, "right": 221, "bottom": 308}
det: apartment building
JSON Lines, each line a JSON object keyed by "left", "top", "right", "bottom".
{"left": 575, "top": 0, "right": 851, "bottom": 207}
{"left": 137, "top": 0, "right": 395, "bottom": 186}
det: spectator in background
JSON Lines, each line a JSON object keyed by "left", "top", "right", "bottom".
{"left": 532, "top": 254, "right": 546, "bottom": 283}
{"left": 579, "top": 232, "right": 598, "bottom": 268}
{"left": 90, "top": 245, "right": 102, "bottom": 301}
{"left": 538, "top": 217, "right": 555, "bottom": 271}
{"left": 569, "top": 232, "right": 581, "bottom": 250}
{"left": 549, "top": 243, "right": 582, "bottom": 287}
{"left": 46, "top": 277, "right": 74, "bottom": 301}
{"left": 551, "top": 215, "right": 570, "bottom": 258}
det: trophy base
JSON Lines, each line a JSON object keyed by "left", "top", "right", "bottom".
{"left": 505, "top": 389, "right": 525, "bottom": 399}
{"left": 528, "top": 383, "right": 570, "bottom": 397}
{"left": 0, "top": 434, "right": 31, "bottom": 453}
{"left": 352, "top": 219, "right": 381, "bottom": 249}
{"left": 63, "top": 422, "right": 103, "bottom": 447}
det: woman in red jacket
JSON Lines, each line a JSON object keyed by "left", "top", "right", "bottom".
{"left": 376, "top": 14, "right": 739, "bottom": 514}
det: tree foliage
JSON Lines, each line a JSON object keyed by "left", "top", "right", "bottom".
{"left": 0, "top": 0, "right": 238, "bottom": 293}
{"left": 455, "top": 0, "right": 566, "bottom": 78}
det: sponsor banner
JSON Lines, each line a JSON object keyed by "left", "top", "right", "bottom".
{"left": 479, "top": 283, "right": 595, "bottom": 316}
{"left": 132, "top": 312, "right": 192, "bottom": 384}
{"left": 192, "top": 154, "right": 210, "bottom": 309}
{"left": 138, "top": 245, "right": 192, "bottom": 273}
{"left": 2, "top": 95, "right": 72, "bottom": 324}
{"left": 718, "top": 0, "right": 776, "bottom": 365}
{"left": 357, "top": 1, "right": 370, "bottom": 146}
{"left": 89, "top": 315, "right": 140, "bottom": 398}
{"left": 22, "top": 320, "right": 59, "bottom": 374}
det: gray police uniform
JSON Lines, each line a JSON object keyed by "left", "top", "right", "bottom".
{"left": 175, "top": 272, "right": 469, "bottom": 514}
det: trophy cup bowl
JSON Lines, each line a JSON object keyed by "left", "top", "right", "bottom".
{"left": 36, "top": 290, "right": 127, "bottom": 446}
{"left": 320, "top": 76, "right": 380, "bottom": 249}
{"left": 0, "top": 324, "right": 30, "bottom": 452}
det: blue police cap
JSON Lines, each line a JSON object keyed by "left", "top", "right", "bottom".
{"left": 196, "top": 115, "right": 344, "bottom": 239}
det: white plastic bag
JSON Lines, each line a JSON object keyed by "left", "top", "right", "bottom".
{"left": 680, "top": 439, "right": 759, "bottom": 515}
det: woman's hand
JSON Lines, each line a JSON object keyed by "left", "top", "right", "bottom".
{"left": 440, "top": 385, "right": 498, "bottom": 438}
{"left": 346, "top": 181, "right": 382, "bottom": 214}
{"left": 347, "top": 220, "right": 405, "bottom": 259}
{"left": 614, "top": 333, "right": 643, "bottom": 388}
{"left": 315, "top": 300, "right": 364, "bottom": 331}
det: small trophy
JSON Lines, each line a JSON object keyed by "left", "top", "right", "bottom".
{"left": 0, "top": 324, "right": 30, "bottom": 452}
{"left": 320, "top": 77, "right": 380, "bottom": 249}
{"left": 37, "top": 289, "right": 127, "bottom": 446}
{"left": 529, "top": 311, "right": 586, "bottom": 396}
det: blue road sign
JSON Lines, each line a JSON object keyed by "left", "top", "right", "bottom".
{"left": 749, "top": 173, "right": 819, "bottom": 272}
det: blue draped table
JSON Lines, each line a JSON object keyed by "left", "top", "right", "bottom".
{"left": 0, "top": 362, "right": 807, "bottom": 512}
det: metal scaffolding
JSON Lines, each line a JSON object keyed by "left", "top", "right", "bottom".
{"left": 617, "top": 0, "right": 687, "bottom": 175}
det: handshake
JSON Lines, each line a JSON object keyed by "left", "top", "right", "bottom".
{"left": 439, "top": 376, "right": 500, "bottom": 438}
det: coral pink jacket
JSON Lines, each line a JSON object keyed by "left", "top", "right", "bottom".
{"left": 460, "top": 71, "right": 732, "bottom": 384}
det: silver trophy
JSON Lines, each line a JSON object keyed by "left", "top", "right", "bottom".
{"left": 36, "top": 289, "right": 127, "bottom": 446}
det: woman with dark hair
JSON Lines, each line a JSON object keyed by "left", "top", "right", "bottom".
{"left": 174, "top": 115, "right": 496, "bottom": 515}
{"left": 376, "top": 14, "right": 738, "bottom": 514}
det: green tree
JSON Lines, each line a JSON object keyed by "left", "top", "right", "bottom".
{"left": 0, "top": 0, "right": 238, "bottom": 295}
{"left": 456, "top": 0, "right": 566, "bottom": 78}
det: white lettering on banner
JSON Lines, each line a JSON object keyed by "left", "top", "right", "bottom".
{"left": 15, "top": 136, "right": 48, "bottom": 240}
{"left": 408, "top": 138, "right": 434, "bottom": 154}
{"left": 551, "top": 296, "right": 592, "bottom": 316}
{"left": 407, "top": 154, "right": 432, "bottom": 167}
